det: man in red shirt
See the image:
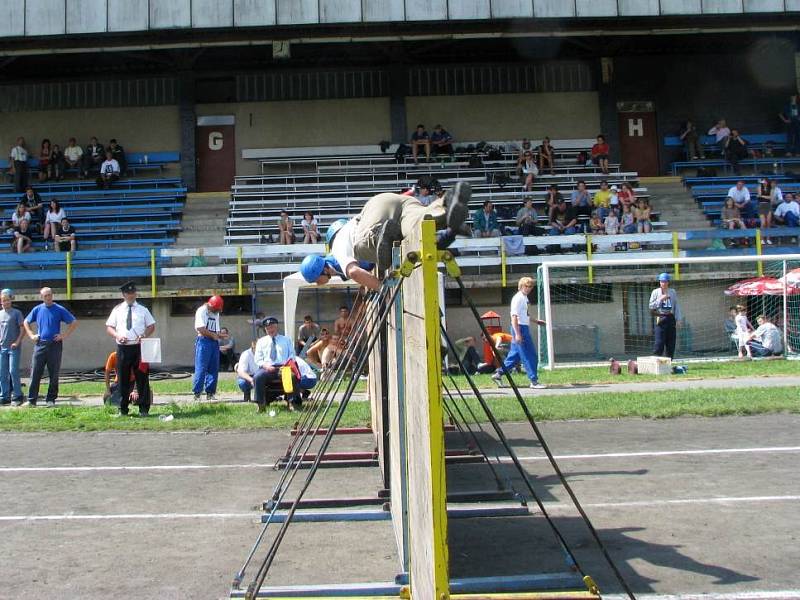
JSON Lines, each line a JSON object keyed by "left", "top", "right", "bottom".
{"left": 591, "top": 134, "right": 610, "bottom": 174}
{"left": 103, "top": 350, "right": 150, "bottom": 407}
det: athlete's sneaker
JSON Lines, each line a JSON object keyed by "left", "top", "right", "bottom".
{"left": 444, "top": 181, "right": 472, "bottom": 231}
{"left": 193, "top": 393, "right": 202, "bottom": 402}
{"left": 46, "top": 400, "right": 56, "bottom": 408}
{"left": 376, "top": 218, "right": 403, "bottom": 274}
{"left": 206, "top": 393, "right": 217, "bottom": 403}
{"left": 529, "top": 382, "right": 546, "bottom": 389}
{"left": 21, "top": 400, "right": 36, "bottom": 408}
{"left": 490, "top": 372, "right": 503, "bottom": 386}
{"left": 11, "top": 398, "right": 23, "bottom": 407}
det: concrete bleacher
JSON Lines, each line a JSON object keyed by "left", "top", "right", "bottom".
{"left": 227, "top": 143, "right": 657, "bottom": 245}
{"left": 0, "top": 151, "right": 180, "bottom": 177}
{"left": 665, "top": 132, "right": 800, "bottom": 175}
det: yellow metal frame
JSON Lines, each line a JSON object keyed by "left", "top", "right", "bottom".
{"left": 419, "top": 219, "right": 450, "bottom": 599}
{"left": 585, "top": 234, "right": 593, "bottom": 284}
{"left": 150, "top": 249, "right": 158, "bottom": 297}
{"left": 500, "top": 242, "right": 507, "bottom": 287}
{"left": 755, "top": 230, "right": 764, "bottom": 276}
{"left": 672, "top": 231, "right": 680, "bottom": 281}
{"left": 65, "top": 251, "right": 72, "bottom": 300}
{"left": 237, "top": 246, "right": 244, "bottom": 295}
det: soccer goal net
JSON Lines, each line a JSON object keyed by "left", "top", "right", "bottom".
{"left": 535, "top": 254, "right": 800, "bottom": 369}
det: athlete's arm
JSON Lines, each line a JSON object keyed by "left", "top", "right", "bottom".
{"left": 345, "top": 263, "right": 381, "bottom": 291}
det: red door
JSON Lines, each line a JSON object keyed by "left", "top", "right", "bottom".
{"left": 196, "top": 116, "right": 235, "bottom": 192}
{"left": 617, "top": 107, "right": 659, "bottom": 177}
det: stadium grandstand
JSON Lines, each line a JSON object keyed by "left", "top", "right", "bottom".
{"left": 0, "top": 0, "right": 798, "bottom": 368}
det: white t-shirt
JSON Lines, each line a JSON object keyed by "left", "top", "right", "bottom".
{"left": 294, "top": 356, "right": 317, "bottom": 381}
{"left": 754, "top": 322, "right": 782, "bottom": 353}
{"left": 194, "top": 304, "right": 220, "bottom": 336}
{"left": 64, "top": 146, "right": 83, "bottom": 162}
{"left": 509, "top": 290, "right": 530, "bottom": 326}
{"left": 774, "top": 201, "right": 799, "bottom": 218}
{"left": 727, "top": 186, "right": 750, "bottom": 204}
{"left": 302, "top": 218, "right": 318, "bottom": 233}
{"left": 709, "top": 126, "right": 730, "bottom": 142}
{"left": 237, "top": 348, "right": 257, "bottom": 377}
{"left": 105, "top": 301, "right": 156, "bottom": 345}
{"left": 330, "top": 219, "right": 358, "bottom": 276}
{"left": 12, "top": 212, "right": 31, "bottom": 226}
{"left": 46, "top": 209, "right": 66, "bottom": 225}
{"left": 101, "top": 159, "right": 120, "bottom": 175}
{"left": 10, "top": 146, "right": 27, "bottom": 162}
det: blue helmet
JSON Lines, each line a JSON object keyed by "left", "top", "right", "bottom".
{"left": 658, "top": 272, "right": 671, "bottom": 282}
{"left": 300, "top": 254, "right": 327, "bottom": 283}
{"left": 326, "top": 218, "right": 349, "bottom": 247}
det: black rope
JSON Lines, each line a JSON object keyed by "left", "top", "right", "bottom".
{"left": 453, "top": 275, "right": 637, "bottom": 600}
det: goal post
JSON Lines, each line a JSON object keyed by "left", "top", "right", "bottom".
{"left": 536, "top": 253, "right": 800, "bottom": 369}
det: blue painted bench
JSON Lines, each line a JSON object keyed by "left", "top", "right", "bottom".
{"left": 0, "top": 151, "right": 180, "bottom": 175}
{"left": 0, "top": 178, "right": 183, "bottom": 195}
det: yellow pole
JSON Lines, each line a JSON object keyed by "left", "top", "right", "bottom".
{"left": 755, "top": 229, "right": 763, "bottom": 276}
{"left": 672, "top": 231, "right": 680, "bottom": 281}
{"left": 237, "top": 246, "right": 244, "bottom": 295}
{"left": 150, "top": 248, "right": 157, "bottom": 297}
{"left": 420, "top": 219, "right": 449, "bottom": 600}
{"left": 585, "top": 234, "right": 593, "bottom": 284}
{"left": 500, "top": 242, "right": 507, "bottom": 288}
{"left": 65, "top": 251, "right": 72, "bottom": 300}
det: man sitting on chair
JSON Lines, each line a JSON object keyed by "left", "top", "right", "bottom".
{"left": 252, "top": 316, "right": 295, "bottom": 412}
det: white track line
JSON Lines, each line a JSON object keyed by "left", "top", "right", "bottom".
{"left": 1, "top": 495, "right": 798, "bottom": 523}
{"left": 1, "top": 445, "right": 798, "bottom": 473}
{"left": 603, "top": 593, "right": 800, "bottom": 600}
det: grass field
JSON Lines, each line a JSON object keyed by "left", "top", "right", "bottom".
{"left": 0, "top": 386, "right": 797, "bottom": 432}
{"left": 50, "top": 358, "right": 800, "bottom": 398}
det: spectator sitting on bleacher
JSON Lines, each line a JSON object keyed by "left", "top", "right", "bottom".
{"left": 619, "top": 182, "right": 636, "bottom": 210}
{"left": 430, "top": 124, "right": 454, "bottom": 156}
{"left": 10, "top": 203, "right": 31, "bottom": 230}
{"left": 778, "top": 93, "right": 800, "bottom": 156}
{"left": 591, "top": 134, "right": 610, "bottom": 174}
{"left": 549, "top": 199, "right": 578, "bottom": 236}
{"left": 728, "top": 180, "right": 755, "bottom": 223}
{"left": 538, "top": 136, "right": 555, "bottom": 175}
{"left": 609, "top": 185, "right": 621, "bottom": 213}
{"left": 301, "top": 211, "right": 319, "bottom": 244}
{"left": 621, "top": 204, "right": 636, "bottom": 234}
{"left": 724, "top": 129, "right": 749, "bottom": 175}
{"left": 43, "top": 200, "right": 66, "bottom": 246}
{"left": 544, "top": 184, "right": 563, "bottom": 212}
{"left": 278, "top": 210, "right": 295, "bottom": 244}
{"left": 473, "top": 201, "right": 501, "bottom": 238}
{"left": 108, "top": 139, "right": 127, "bottom": 177}
{"left": 593, "top": 180, "right": 612, "bottom": 218}
{"left": 603, "top": 207, "right": 620, "bottom": 235}
{"left": 516, "top": 198, "right": 540, "bottom": 236}
{"left": 9, "top": 137, "right": 29, "bottom": 193}
{"left": 679, "top": 120, "right": 705, "bottom": 160}
{"left": 83, "top": 137, "right": 105, "bottom": 178}
{"left": 97, "top": 151, "right": 120, "bottom": 189}
{"left": 773, "top": 193, "right": 799, "bottom": 228}
{"left": 571, "top": 180, "right": 592, "bottom": 219}
{"left": 410, "top": 124, "right": 431, "bottom": 164}
{"left": 64, "top": 137, "right": 83, "bottom": 176}
{"left": 53, "top": 217, "right": 76, "bottom": 253}
{"left": 708, "top": 119, "right": 731, "bottom": 149}
{"left": 20, "top": 186, "right": 44, "bottom": 230}
{"left": 49, "top": 143, "right": 65, "bottom": 181}
{"left": 38, "top": 139, "right": 52, "bottom": 183}
{"left": 12, "top": 219, "right": 32, "bottom": 254}
{"left": 721, "top": 196, "right": 745, "bottom": 231}
{"left": 589, "top": 211, "right": 605, "bottom": 235}
{"left": 413, "top": 176, "right": 435, "bottom": 206}
{"left": 517, "top": 150, "right": 538, "bottom": 191}
{"left": 635, "top": 198, "right": 652, "bottom": 234}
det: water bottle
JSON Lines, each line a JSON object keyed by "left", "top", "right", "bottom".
{"left": 144, "top": 154, "right": 149, "bottom": 165}
{"left": 773, "top": 161, "right": 778, "bottom": 175}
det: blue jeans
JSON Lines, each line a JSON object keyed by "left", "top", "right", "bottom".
{"left": 193, "top": 337, "right": 220, "bottom": 395}
{"left": 28, "top": 340, "right": 63, "bottom": 403}
{"left": 495, "top": 324, "right": 539, "bottom": 384}
{"left": 236, "top": 377, "right": 252, "bottom": 393}
{"left": 548, "top": 226, "right": 577, "bottom": 236}
{"left": 0, "top": 346, "right": 22, "bottom": 401}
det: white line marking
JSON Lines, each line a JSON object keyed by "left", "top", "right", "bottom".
{"left": 1, "top": 495, "right": 798, "bottom": 522}
{"left": 603, "top": 592, "right": 800, "bottom": 600}
{"left": 1, "top": 445, "right": 798, "bottom": 473}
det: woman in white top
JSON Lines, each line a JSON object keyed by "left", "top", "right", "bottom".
{"left": 301, "top": 211, "right": 319, "bottom": 244}
{"left": 43, "top": 199, "right": 66, "bottom": 242}
{"left": 278, "top": 211, "right": 295, "bottom": 245}
{"left": 11, "top": 203, "right": 31, "bottom": 228}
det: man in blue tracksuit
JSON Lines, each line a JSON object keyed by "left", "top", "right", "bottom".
{"left": 649, "top": 272, "right": 682, "bottom": 359}
{"left": 492, "top": 276, "right": 546, "bottom": 389}
{"left": 193, "top": 295, "right": 223, "bottom": 401}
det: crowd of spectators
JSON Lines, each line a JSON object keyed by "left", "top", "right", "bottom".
{"left": 4, "top": 187, "right": 77, "bottom": 253}
{"left": 719, "top": 179, "right": 799, "bottom": 246}
{"left": 6, "top": 136, "right": 127, "bottom": 191}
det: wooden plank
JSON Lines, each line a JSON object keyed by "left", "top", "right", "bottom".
{"left": 400, "top": 219, "right": 449, "bottom": 599}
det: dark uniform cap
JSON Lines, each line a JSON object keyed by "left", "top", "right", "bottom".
{"left": 120, "top": 281, "right": 137, "bottom": 293}
{"left": 261, "top": 316, "right": 279, "bottom": 326}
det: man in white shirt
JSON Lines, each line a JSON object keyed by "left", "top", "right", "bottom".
{"left": 105, "top": 281, "right": 156, "bottom": 416}
{"left": 773, "top": 193, "right": 800, "bottom": 228}
{"left": 97, "top": 151, "right": 120, "bottom": 189}
{"left": 64, "top": 137, "right": 84, "bottom": 176}
{"left": 746, "top": 315, "right": 783, "bottom": 357}
{"left": 193, "top": 295, "right": 223, "bottom": 401}
{"left": 727, "top": 180, "right": 755, "bottom": 220}
{"left": 235, "top": 340, "right": 257, "bottom": 403}
{"left": 253, "top": 316, "right": 295, "bottom": 411}
{"left": 9, "top": 136, "right": 28, "bottom": 192}
{"left": 491, "top": 276, "right": 546, "bottom": 389}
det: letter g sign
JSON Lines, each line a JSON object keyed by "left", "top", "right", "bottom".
{"left": 208, "top": 131, "right": 223, "bottom": 151}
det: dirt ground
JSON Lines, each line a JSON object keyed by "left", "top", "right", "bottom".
{"left": 0, "top": 414, "right": 798, "bottom": 599}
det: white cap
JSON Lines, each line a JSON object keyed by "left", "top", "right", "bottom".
{"left": 610, "top": 185, "right": 619, "bottom": 192}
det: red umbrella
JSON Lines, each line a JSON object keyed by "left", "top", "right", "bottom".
{"left": 779, "top": 267, "right": 800, "bottom": 290}
{"left": 725, "top": 277, "right": 780, "bottom": 296}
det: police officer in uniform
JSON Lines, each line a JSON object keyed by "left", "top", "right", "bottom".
{"left": 648, "top": 272, "right": 682, "bottom": 359}
{"left": 105, "top": 282, "right": 156, "bottom": 416}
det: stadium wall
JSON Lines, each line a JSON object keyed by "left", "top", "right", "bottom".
{"left": 0, "top": 105, "right": 180, "bottom": 156}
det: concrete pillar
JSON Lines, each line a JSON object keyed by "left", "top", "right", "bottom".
{"left": 178, "top": 71, "right": 197, "bottom": 192}
{"left": 388, "top": 65, "right": 408, "bottom": 144}
{"left": 597, "top": 57, "right": 620, "bottom": 165}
